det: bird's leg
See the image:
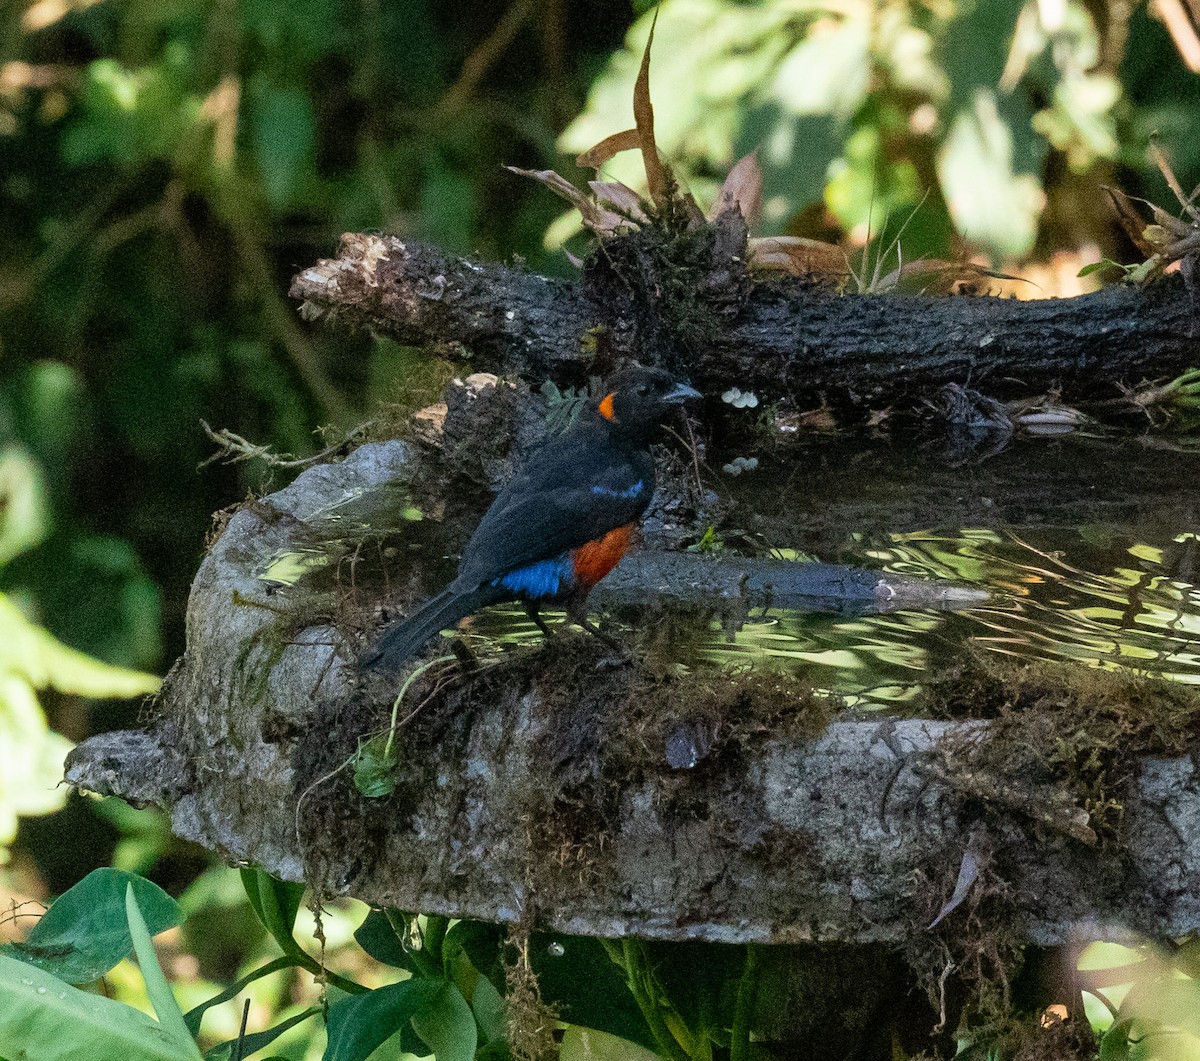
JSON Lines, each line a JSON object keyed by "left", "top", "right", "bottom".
{"left": 566, "top": 598, "right": 630, "bottom": 662}
{"left": 575, "top": 615, "right": 622, "bottom": 651}
{"left": 524, "top": 601, "right": 556, "bottom": 641}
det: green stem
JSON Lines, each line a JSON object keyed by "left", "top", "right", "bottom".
{"left": 621, "top": 938, "right": 692, "bottom": 1061}
{"left": 423, "top": 915, "right": 450, "bottom": 968}
{"left": 384, "top": 909, "right": 441, "bottom": 980}
{"left": 384, "top": 656, "right": 456, "bottom": 759}
{"left": 184, "top": 954, "right": 296, "bottom": 1032}
{"left": 289, "top": 947, "right": 367, "bottom": 995}
{"left": 730, "top": 945, "right": 762, "bottom": 1061}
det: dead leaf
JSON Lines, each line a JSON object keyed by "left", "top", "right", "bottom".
{"left": 577, "top": 128, "right": 642, "bottom": 170}
{"left": 589, "top": 180, "right": 650, "bottom": 223}
{"left": 928, "top": 844, "right": 982, "bottom": 930}
{"left": 878, "top": 259, "right": 1032, "bottom": 295}
{"left": 505, "top": 166, "right": 628, "bottom": 236}
{"left": 710, "top": 150, "right": 762, "bottom": 228}
{"left": 748, "top": 236, "right": 849, "bottom": 279}
{"left": 633, "top": 10, "right": 667, "bottom": 209}
{"left": 1104, "top": 186, "right": 1158, "bottom": 256}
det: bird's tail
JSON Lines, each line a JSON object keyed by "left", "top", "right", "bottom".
{"left": 361, "top": 585, "right": 493, "bottom": 673}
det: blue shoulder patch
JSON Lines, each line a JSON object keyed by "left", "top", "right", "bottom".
{"left": 494, "top": 556, "right": 570, "bottom": 598}
{"left": 591, "top": 479, "right": 645, "bottom": 500}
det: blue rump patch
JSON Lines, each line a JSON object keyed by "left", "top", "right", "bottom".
{"left": 591, "top": 480, "right": 644, "bottom": 500}
{"left": 494, "top": 556, "right": 571, "bottom": 598}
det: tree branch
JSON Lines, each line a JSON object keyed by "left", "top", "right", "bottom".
{"left": 291, "top": 224, "right": 1200, "bottom": 410}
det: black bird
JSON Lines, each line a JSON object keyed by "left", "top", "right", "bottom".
{"left": 364, "top": 366, "right": 701, "bottom": 671}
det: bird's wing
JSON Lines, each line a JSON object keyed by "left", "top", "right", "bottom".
{"left": 455, "top": 456, "right": 653, "bottom": 589}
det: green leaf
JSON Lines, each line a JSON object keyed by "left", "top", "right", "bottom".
{"left": 184, "top": 956, "right": 295, "bottom": 1038}
{"left": 410, "top": 981, "right": 477, "bottom": 1061}
{"left": 0, "top": 593, "right": 161, "bottom": 698}
{"left": 126, "top": 883, "right": 201, "bottom": 1057}
{"left": 353, "top": 909, "right": 413, "bottom": 971}
{"left": 531, "top": 934, "right": 656, "bottom": 1052}
{"left": 443, "top": 920, "right": 504, "bottom": 984}
{"left": 0, "top": 446, "right": 49, "bottom": 566}
{"left": 937, "top": 87, "right": 1045, "bottom": 258}
{"left": 352, "top": 736, "right": 397, "bottom": 798}
{"left": 560, "top": 1026, "right": 661, "bottom": 1061}
{"left": 240, "top": 869, "right": 306, "bottom": 957}
{"left": 1, "top": 869, "right": 182, "bottom": 984}
{"left": 1099, "top": 1017, "right": 1135, "bottom": 1061}
{"left": 0, "top": 954, "right": 197, "bottom": 1061}
{"left": 1077, "top": 259, "right": 1129, "bottom": 278}
{"left": 471, "top": 973, "right": 507, "bottom": 1044}
{"left": 0, "top": 671, "right": 72, "bottom": 861}
{"left": 323, "top": 979, "right": 440, "bottom": 1061}
{"left": 202, "top": 1005, "right": 319, "bottom": 1060}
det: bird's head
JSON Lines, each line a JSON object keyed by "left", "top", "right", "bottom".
{"left": 593, "top": 367, "right": 701, "bottom": 443}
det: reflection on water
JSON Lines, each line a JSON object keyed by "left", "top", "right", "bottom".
{"left": 471, "top": 526, "right": 1200, "bottom": 710}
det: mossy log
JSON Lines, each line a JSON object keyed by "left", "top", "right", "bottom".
{"left": 64, "top": 439, "right": 1200, "bottom": 946}
{"left": 289, "top": 221, "right": 1200, "bottom": 413}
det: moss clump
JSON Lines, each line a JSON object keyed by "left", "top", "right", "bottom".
{"left": 581, "top": 211, "right": 750, "bottom": 372}
{"left": 900, "top": 653, "right": 1200, "bottom": 1049}
{"left": 917, "top": 652, "right": 1200, "bottom": 844}
{"left": 514, "top": 635, "right": 834, "bottom": 881}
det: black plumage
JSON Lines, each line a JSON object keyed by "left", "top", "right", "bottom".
{"left": 363, "top": 367, "right": 700, "bottom": 672}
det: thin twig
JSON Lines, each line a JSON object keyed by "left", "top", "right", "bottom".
{"left": 1150, "top": 134, "right": 1200, "bottom": 220}
{"left": 198, "top": 419, "right": 372, "bottom": 470}
{"left": 384, "top": 655, "right": 457, "bottom": 758}
{"left": 233, "top": 225, "right": 354, "bottom": 422}
{"left": 663, "top": 423, "right": 704, "bottom": 498}
{"left": 435, "top": 0, "right": 535, "bottom": 117}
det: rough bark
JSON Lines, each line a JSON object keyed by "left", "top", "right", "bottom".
{"left": 290, "top": 226, "right": 1200, "bottom": 409}
{"left": 64, "top": 439, "right": 1200, "bottom": 947}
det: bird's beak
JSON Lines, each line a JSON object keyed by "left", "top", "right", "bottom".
{"left": 663, "top": 381, "right": 702, "bottom": 404}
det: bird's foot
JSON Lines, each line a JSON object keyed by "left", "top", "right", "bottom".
{"left": 575, "top": 616, "right": 633, "bottom": 666}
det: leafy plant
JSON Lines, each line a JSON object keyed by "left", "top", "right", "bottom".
{"left": 0, "top": 446, "right": 160, "bottom": 865}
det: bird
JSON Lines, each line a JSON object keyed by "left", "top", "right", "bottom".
{"left": 363, "top": 366, "right": 701, "bottom": 672}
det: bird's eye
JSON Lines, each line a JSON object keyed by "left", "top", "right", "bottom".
{"left": 636, "top": 383, "right": 649, "bottom": 396}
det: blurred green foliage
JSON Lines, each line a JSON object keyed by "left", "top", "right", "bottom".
{"left": 559, "top": 0, "right": 1199, "bottom": 263}
{"left": 0, "top": 444, "right": 158, "bottom": 865}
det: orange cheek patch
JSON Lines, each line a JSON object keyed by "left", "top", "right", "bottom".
{"left": 571, "top": 524, "right": 635, "bottom": 588}
{"left": 598, "top": 392, "right": 617, "bottom": 421}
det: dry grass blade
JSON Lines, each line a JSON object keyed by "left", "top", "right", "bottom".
{"left": 748, "top": 236, "right": 848, "bottom": 279}
{"left": 576, "top": 128, "right": 642, "bottom": 170}
{"left": 505, "top": 165, "right": 590, "bottom": 210}
{"left": 710, "top": 150, "right": 762, "bottom": 228}
{"left": 633, "top": 10, "right": 667, "bottom": 209}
